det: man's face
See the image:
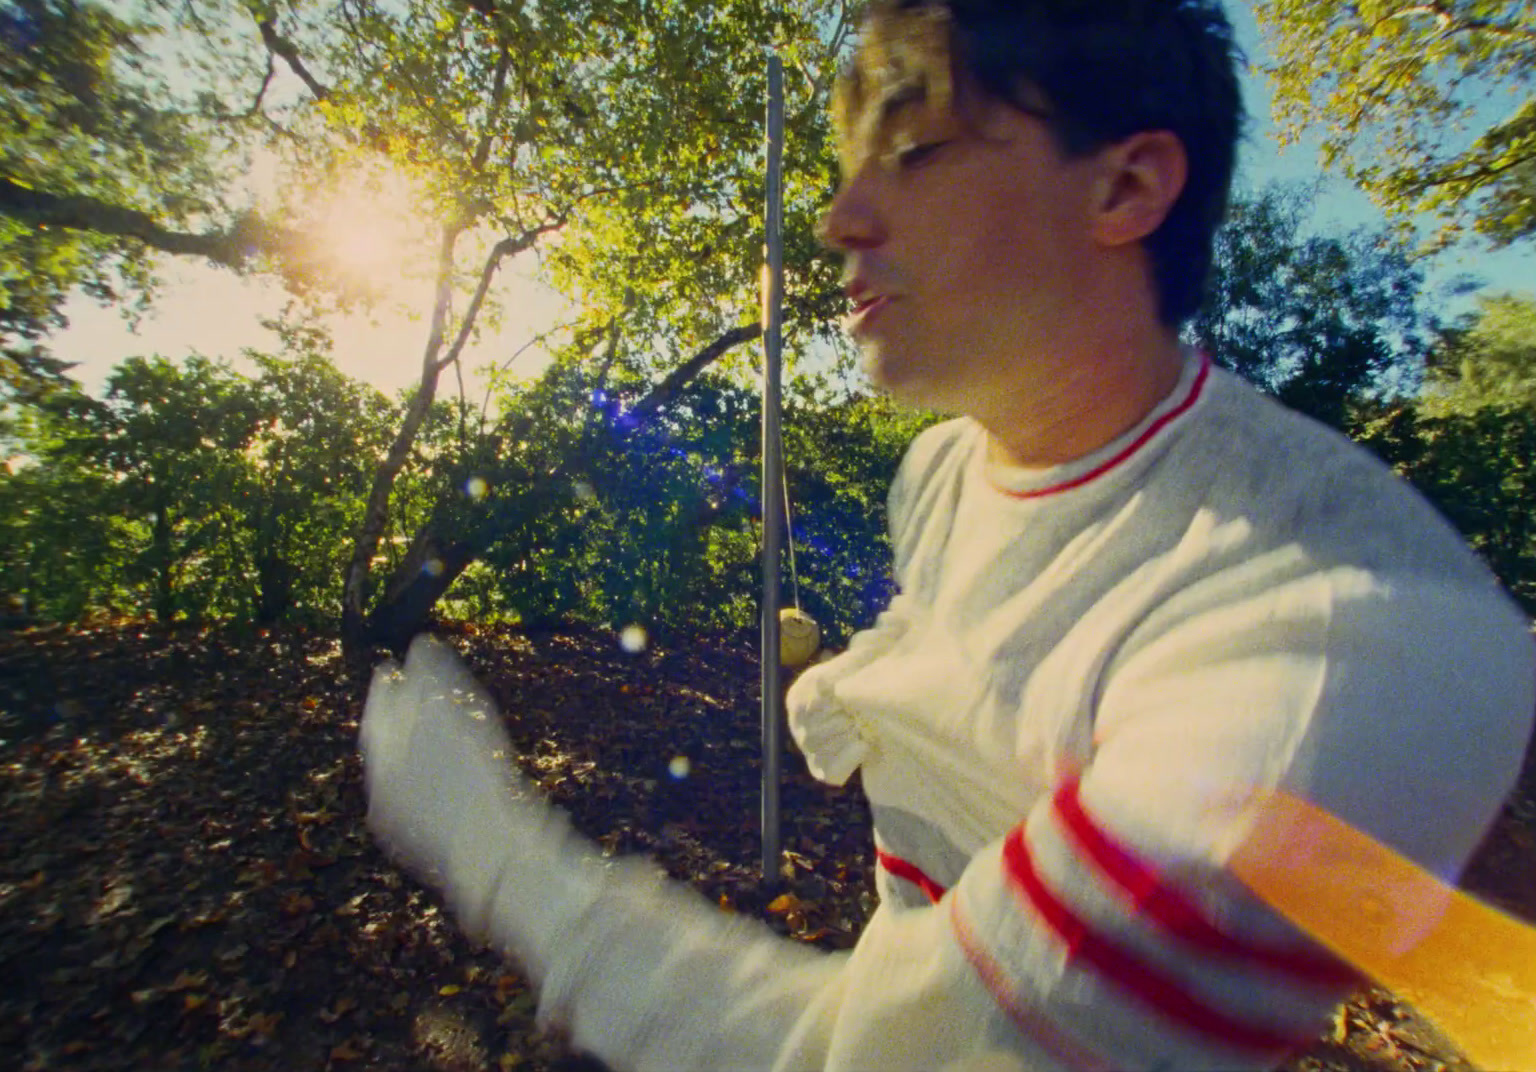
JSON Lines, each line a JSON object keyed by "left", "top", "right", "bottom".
{"left": 821, "top": 14, "right": 1106, "bottom": 415}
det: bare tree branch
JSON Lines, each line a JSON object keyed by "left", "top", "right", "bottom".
{"left": 256, "top": 19, "right": 331, "bottom": 102}
{"left": 429, "top": 218, "right": 569, "bottom": 377}
{"left": 627, "top": 321, "right": 763, "bottom": 421}
{"left": 206, "top": 53, "right": 277, "bottom": 124}
{"left": 0, "top": 177, "right": 295, "bottom": 269}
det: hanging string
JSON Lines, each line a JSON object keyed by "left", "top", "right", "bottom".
{"left": 782, "top": 451, "right": 801, "bottom": 612}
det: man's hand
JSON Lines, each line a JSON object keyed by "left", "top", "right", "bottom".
{"left": 359, "top": 634, "right": 610, "bottom": 974}
{"left": 786, "top": 666, "right": 870, "bottom": 786}
{"left": 360, "top": 634, "right": 524, "bottom": 929}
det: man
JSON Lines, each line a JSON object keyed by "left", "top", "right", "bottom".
{"left": 359, "top": 1, "right": 1535, "bottom": 1069}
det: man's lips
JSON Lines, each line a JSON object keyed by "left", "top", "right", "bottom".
{"left": 844, "top": 293, "right": 893, "bottom": 336}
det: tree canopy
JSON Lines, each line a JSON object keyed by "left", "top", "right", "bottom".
{"left": 1190, "top": 185, "right": 1430, "bottom": 429}
{"left": 1421, "top": 290, "right": 1536, "bottom": 415}
{"left": 1257, "top": 0, "right": 1536, "bottom": 248}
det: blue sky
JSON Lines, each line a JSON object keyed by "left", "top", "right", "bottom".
{"left": 1223, "top": 4, "right": 1534, "bottom": 308}
{"left": 50, "top": 1, "right": 1534, "bottom": 398}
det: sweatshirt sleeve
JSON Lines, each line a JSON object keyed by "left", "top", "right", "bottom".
{"left": 784, "top": 422, "right": 963, "bottom": 782}
{"left": 790, "top": 418, "right": 963, "bottom": 691}
{"left": 921, "top": 571, "right": 1533, "bottom": 1070}
{"left": 536, "top": 570, "right": 1531, "bottom": 1072}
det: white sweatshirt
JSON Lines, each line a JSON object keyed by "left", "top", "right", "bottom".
{"left": 526, "top": 351, "right": 1535, "bottom": 1072}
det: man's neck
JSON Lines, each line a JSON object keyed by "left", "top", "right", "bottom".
{"left": 981, "top": 328, "right": 1187, "bottom": 471}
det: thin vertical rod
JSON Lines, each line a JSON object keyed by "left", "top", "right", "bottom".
{"left": 761, "top": 55, "right": 786, "bottom": 881}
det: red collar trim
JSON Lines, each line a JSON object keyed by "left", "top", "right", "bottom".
{"left": 992, "top": 354, "right": 1211, "bottom": 501}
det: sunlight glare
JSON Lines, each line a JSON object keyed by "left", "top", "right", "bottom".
{"left": 302, "top": 162, "right": 434, "bottom": 305}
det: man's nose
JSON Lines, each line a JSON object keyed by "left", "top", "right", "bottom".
{"left": 817, "top": 168, "right": 886, "bottom": 252}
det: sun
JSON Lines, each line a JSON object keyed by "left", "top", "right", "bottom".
{"left": 301, "top": 162, "right": 435, "bottom": 306}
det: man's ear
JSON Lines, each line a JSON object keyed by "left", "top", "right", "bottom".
{"left": 1089, "top": 130, "right": 1188, "bottom": 248}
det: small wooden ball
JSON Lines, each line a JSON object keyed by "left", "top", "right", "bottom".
{"left": 779, "top": 608, "right": 822, "bottom": 669}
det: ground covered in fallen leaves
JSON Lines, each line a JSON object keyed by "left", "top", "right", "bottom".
{"left": 1, "top": 622, "right": 1531, "bottom": 1072}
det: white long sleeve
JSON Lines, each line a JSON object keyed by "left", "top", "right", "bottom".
{"left": 365, "top": 352, "right": 1534, "bottom": 1072}
{"left": 520, "top": 570, "right": 1528, "bottom": 1072}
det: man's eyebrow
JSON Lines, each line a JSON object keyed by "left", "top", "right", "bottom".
{"left": 876, "top": 79, "right": 929, "bottom": 123}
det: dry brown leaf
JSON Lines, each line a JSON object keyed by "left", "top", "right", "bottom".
{"left": 319, "top": 995, "right": 357, "bottom": 1023}
{"left": 766, "top": 893, "right": 802, "bottom": 914}
{"left": 329, "top": 1037, "right": 364, "bottom": 1062}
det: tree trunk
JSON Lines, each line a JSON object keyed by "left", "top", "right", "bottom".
{"left": 340, "top": 370, "right": 443, "bottom": 662}
{"left": 365, "top": 533, "right": 480, "bottom": 656}
{"left": 152, "top": 506, "right": 175, "bottom": 625}
{"left": 341, "top": 226, "right": 548, "bottom": 671}
{"left": 357, "top": 321, "right": 763, "bottom": 650}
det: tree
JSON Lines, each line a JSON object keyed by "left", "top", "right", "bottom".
{"left": 0, "top": 399, "right": 141, "bottom": 621}
{"left": 241, "top": 337, "right": 399, "bottom": 623}
{"left": 4, "top": 0, "right": 856, "bottom": 660}
{"left": 1190, "top": 185, "right": 1430, "bottom": 428}
{"left": 88, "top": 355, "right": 266, "bottom": 622}
{"left": 1420, "top": 290, "right": 1536, "bottom": 415}
{"left": 1, "top": 355, "right": 264, "bottom": 623}
{"left": 1351, "top": 402, "right": 1536, "bottom": 612}
{"left": 1257, "top": 0, "right": 1536, "bottom": 248}
{"left": 0, "top": 0, "right": 281, "bottom": 403}
{"left": 0, "top": 338, "right": 403, "bottom": 625}
{"left": 330, "top": 0, "right": 854, "bottom": 656}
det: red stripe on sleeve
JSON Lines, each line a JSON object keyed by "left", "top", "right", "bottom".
{"left": 950, "top": 896, "right": 1115, "bottom": 1072}
{"left": 1052, "top": 779, "right": 1359, "bottom": 987}
{"left": 876, "top": 849, "right": 947, "bottom": 904}
{"left": 1002, "top": 826, "right": 1308, "bottom": 1056}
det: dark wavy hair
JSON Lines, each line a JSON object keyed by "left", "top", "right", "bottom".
{"left": 850, "top": 0, "right": 1245, "bottom": 326}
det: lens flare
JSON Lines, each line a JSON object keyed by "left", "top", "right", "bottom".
{"left": 1230, "top": 789, "right": 1536, "bottom": 1071}
{"left": 618, "top": 624, "right": 648, "bottom": 654}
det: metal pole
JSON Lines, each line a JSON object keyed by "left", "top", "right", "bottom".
{"left": 760, "top": 55, "right": 785, "bottom": 882}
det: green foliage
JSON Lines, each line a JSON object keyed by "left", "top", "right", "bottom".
{"left": 0, "top": 425, "right": 142, "bottom": 620}
{"left": 0, "top": 0, "right": 218, "bottom": 374}
{"left": 454, "top": 346, "right": 933, "bottom": 644}
{"left": 0, "top": 344, "right": 399, "bottom": 624}
{"left": 1364, "top": 291, "right": 1536, "bottom": 610}
{"left": 1351, "top": 401, "right": 1536, "bottom": 612}
{"left": 241, "top": 342, "right": 399, "bottom": 622}
{"left": 1421, "top": 291, "right": 1536, "bottom": 415}
{"left": 1257, "top": 0, "right": 1536, "bottom": 248}
{"left": 472, "top": 356, "right": 760, "bottom": 634}
{"left": 537, "top": 0, "right": 851, "bottom": 378}
{"left": 1191, "top": 185, "right": 1430, "bottom": 428}
{"left": 87, "top": 354, "right": 264, "bottom": 622}
{"left": 780, "top": 381, "right": 941, "bottom": 644}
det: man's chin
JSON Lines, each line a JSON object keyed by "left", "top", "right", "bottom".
{"left": 863, "top": 353, "right": 962, "bottom": 414}
{"left": 862, "top": 348, "right": 917, "bottom": 396}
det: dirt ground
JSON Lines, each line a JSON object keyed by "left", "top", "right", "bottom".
{"left": 1, "top": 621, "right": 1531, "bottom": 1071}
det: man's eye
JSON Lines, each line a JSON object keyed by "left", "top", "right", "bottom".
{"left": 892, "top": 141, "right": 948, "bottom": 169}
